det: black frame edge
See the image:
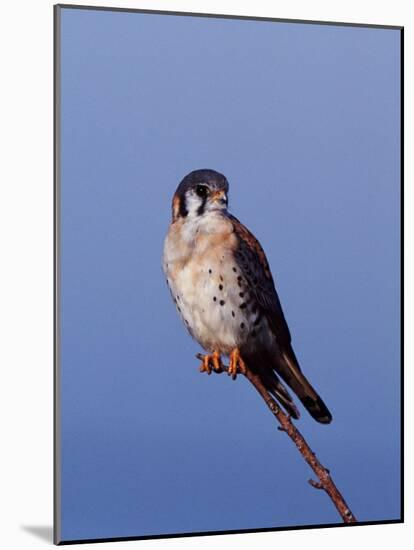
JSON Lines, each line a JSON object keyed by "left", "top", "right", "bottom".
{"left": 55, "top": 3, "right": 403, "bottom": 30}
{"left": 53, "top": 3, "right": 62, "bottom": 546}
{"left": 58, "top": 519, "right": 403, "bottom": 546}
{"left": 400, "top": 26, "right": 404, "bottom": 524}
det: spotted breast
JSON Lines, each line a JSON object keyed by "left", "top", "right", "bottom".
{"left": 163, "top": 209, "right": 271, "bottom": 356}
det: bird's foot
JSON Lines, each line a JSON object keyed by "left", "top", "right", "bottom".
{"left": 228, "top": 348, "right": 247, "bottom": 380}
{"left": 198, "top": 351, "right": 224, "bottom": 375}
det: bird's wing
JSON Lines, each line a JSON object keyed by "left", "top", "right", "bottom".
{"left": 229, "top": 214, "right": 292, "bottom": 347}
{"left": 229, "top": 214, "right": 332, "bottom": 424}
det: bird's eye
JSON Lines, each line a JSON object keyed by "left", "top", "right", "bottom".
{"left": 195, "top": 185, "right": 208, "bottom": 198}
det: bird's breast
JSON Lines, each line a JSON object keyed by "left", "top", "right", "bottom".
{"left": 163, "top": 214, "right": 273, "bottom": 355}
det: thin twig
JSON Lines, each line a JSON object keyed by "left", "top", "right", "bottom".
{"left": 196, "top": 353, "right": 357, "bottom": 524}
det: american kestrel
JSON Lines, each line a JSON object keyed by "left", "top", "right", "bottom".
{"left": 163, "top": 169, "right": 332, "bottom": 424}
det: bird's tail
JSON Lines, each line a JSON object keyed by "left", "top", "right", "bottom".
{"left": 267, "top": 374, "right": 301, "bottom": 420}
{"left": 244, "top": 348, "right": 332, "bottom": 424}
{"left": 245, "top": 354, "right": 301, "bottom": 420}
{"left": 276, "top": 347, "right": 332, "bottom": 424}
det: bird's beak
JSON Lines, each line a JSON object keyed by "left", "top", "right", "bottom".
{"left": 211, "top": 190, "right": 227, "bottom": 206}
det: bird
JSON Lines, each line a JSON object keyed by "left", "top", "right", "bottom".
{"left": 162, "top": 169, "right": 332, "bottom": 424}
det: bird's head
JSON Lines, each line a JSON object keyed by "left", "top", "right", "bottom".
{"left": 172, "top": 169, "right": 229, "bottom": 222}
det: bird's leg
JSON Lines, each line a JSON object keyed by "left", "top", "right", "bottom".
{"left": 198, "top": 350, "right": 224, "bottom": 375}
{"left": 211, "top": 351, "right": 224, "bottom": 373}
{"left": 228, "top": 348, "right": 247, "bottom": 380}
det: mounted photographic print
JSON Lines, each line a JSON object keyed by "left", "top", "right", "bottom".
{"left": 54, "top": 4, "right": 403, "bottom": 545}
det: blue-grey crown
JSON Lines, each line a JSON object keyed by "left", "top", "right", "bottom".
{"left": 175, "top": 169, "right": 229, "bottom": 196}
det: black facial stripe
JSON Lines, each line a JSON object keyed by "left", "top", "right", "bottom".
{"left": 179, "top": 195, "right": 188, "bottom": 218}
{"left": 197, "top": 195, "right": 207, "bottom": 216}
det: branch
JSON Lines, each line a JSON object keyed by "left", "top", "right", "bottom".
{"left": 196, "top": 354, "right": 357, "bottom": 524}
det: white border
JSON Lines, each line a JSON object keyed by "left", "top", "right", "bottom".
{"left": 0, "top": 1, "right": 410, "bottom": 549}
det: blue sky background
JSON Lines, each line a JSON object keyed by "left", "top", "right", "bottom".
{"left": 59, "top": 7, "right": 401, "bottom": 542}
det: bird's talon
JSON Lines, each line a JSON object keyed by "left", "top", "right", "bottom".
{"left": 199, "top": 362, "right": 211, "bottom": 375}
{"left": 198, "top": 351, "right": 223, "bottom": 375}
{"left": 228, "top": 348, "right": 247, "bottom": 380}
{"left": 212, "top": 351, "right": 224, "bottom": 373}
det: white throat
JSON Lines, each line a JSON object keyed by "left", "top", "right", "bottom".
{"left": 181, "top": 209, "right": 226, "bottom": 245}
